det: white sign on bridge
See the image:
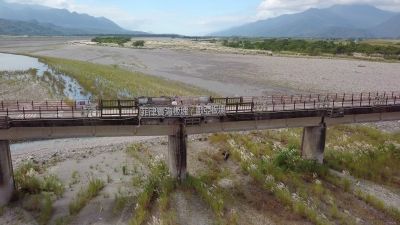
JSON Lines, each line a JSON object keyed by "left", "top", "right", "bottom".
{"left": 139, "top": 104, "right": 226, "bottom": 118}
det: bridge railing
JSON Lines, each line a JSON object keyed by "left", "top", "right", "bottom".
{"left": 1, "top": 92, "right": 399, "bottom": 120}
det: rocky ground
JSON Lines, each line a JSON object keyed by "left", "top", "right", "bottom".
{"left": 2, "top": 37, "right": 400, "bottom": 96}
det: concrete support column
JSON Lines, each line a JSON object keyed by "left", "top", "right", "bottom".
{"left": 301, "top": 123, "right": 326, "bottom": 164}
{"left": 168, "top": 124, "right": 187, "bottom": 181}
{"left": 0, "top": 140, "right": 14, "bottom": 206}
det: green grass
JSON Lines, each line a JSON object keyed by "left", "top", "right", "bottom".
{"left": 328, "top": 174, "right": 400, "bottom": 224}
{"left": 219, "top": 126, "right": 400, "bottom": 223}
{"left": 211, "top": 133, "right": 359, "bottom": 225}
{"left": 38, "top": 56, "right": 211, "bottom": 99}
{"left": 129, "top": 158, "right": 175, "bottom": 225}
{"left": 69, "top": 178, "right": 105, "bottom": 215}
{"left": 113, "top": 190, "right": 130, "bottom": 214}
{"left": 21, "top": 193, "right": 54, "bottom": 225}
{"left": 183, "top": 175, "right": 225, "bottom": 217}
{"left": 14, "top": 161, "right": 65, "bottom": 197}
{"left": 324, "top": 125, "right": 400, "bottom": 187}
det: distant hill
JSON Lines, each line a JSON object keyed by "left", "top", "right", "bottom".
{"left": 212, "top": 4, "right": 400, "bottom": 38}
{"left": 0, "top": 0, "right": 146, "bottom": 35}
{"left": 0, "top": 18, "right": 92, "bottom": 35}
{"left": 371, "top": 14, "right": 400, "bottom": 38}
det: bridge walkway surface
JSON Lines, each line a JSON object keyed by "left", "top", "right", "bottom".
{"left": 1, "top": 92, "right": 400, "bottom": 206}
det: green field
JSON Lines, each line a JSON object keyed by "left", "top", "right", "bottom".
{"left": 38, "top": 56, "right": 211, "bottom": 99}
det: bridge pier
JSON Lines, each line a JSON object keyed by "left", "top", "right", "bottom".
{"left": 0, "top": 140, "right": 14, "bottom": 206}
{"left": 168, "top": 124, "right": 187, "bottom": 181}
{"left": 301, "top": 123, "right": 326, "bottom": 164}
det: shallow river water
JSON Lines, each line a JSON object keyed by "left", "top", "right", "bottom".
{"left": 0, "top": 52, "right": 91, "bottom": 100}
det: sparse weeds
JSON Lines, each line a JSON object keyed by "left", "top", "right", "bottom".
{"left": 69, "top": 171, "right": 80, "bottom": 186}
{"left": 325, "top": 125, "right": 400, "bottom": 187}
{"left": 354, "top": 188, "right": 400, "bottom": 223}
{"left": 14, "top": 161, "right": 65, "bottom": 224}
{"left": 224, "top": 138, "right": 331, "bottom": 225}
{"left": 21, "top": 193, "right": 54, "bottom": 225}
{"left": 126, "top": 143, "right": 146, "bottom": 159}
{"left": 69, "top": 178, "right": 105, "bottom": 215}
{"left": 15, "top": 164, "right": 61, "bottom": 201}
{"left": 183, "top": 175, "right": 225, "bottom": 217}
{"left": 129, "top": 156, "right": 175, "bottom": 225}
{"left": 113, "top": 190, "right": 130, "bottom": 214}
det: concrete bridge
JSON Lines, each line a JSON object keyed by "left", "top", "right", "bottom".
{"left": 1, "top": 92, "right": 400, "bottom": 206}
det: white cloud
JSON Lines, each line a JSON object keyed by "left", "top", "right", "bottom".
{"left": 257, "top": 0, "right": 400, "bottom": 19}
{"left": 5, "top": 0, "right": 74, "bottom": 9}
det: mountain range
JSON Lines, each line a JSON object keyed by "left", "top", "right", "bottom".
{"left": 212, "top": 4, "right": 400, "bottom": 38}
{"left": 0, "top": 0, "right": 146, "bottom": 35}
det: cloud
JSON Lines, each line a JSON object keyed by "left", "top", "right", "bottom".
{"left": 5, "top": 0, "right": 74, "bottom": 9}
{"left": 257, "top": 0, "right": 400, "bottom": 19}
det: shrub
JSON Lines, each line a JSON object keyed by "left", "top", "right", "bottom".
{"left": 92, "top": 36, "right": 131, "bottom": 46}
{"left": 132, "top": 40, "right": 145, "bottom": 47}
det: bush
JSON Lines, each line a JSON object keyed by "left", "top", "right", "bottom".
{"left": 92, "top": 36, "right": 131, "bottom": 46}
{"left": 273, "top": 147, "right": 328, "bottom": 175}
{"left": 132, "top": 40, "right": 145, "bottom": 47}
{"left": 42, "top": 175, "right": 65, "bottom": 197}
{"left": 14, "top": 161, "right": 43, "bottom": 194}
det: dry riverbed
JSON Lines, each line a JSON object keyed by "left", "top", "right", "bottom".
{"left": 2, "top": 37, "right": 400, "bottom": 96}
{"left": 1, "top": 37, "right": 400, "bottom": 224}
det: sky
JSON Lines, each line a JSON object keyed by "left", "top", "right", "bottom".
{"left": 5, "top": 0, "right": 400, "bottom": 35}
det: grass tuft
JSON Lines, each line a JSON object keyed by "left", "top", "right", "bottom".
{"left": 69, "top": 178, "right": 105, "bottom": 215}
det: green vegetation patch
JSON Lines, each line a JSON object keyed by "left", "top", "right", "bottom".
{"left": 92, "top": 36, "right": 131, "bottom": 46}
{"left": 222, "top": 39, "right": 400, "bottom": 60}
{"left": 14, "top": 161, "right": 65, "bottom": 197}
{"left": 14, "top": 161, "right": 65, "bottom": 225}
{"left": 129, "top": 157, "right": 175, "bottom": 225}
{"left": 132, "top": 40, "right": 145, "bottom": 47}
{"left": 324, "top": 125, "right": 400, "bottom": 187}
{"left": 69, "top": 178, "right": 105, "bottom": 215}
{"left": 38, "top": 56, "right": 210, "bottom": 99}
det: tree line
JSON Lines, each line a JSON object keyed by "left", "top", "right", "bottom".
{"left": 222, "top": 39, "right": 400, "bottom": 60}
